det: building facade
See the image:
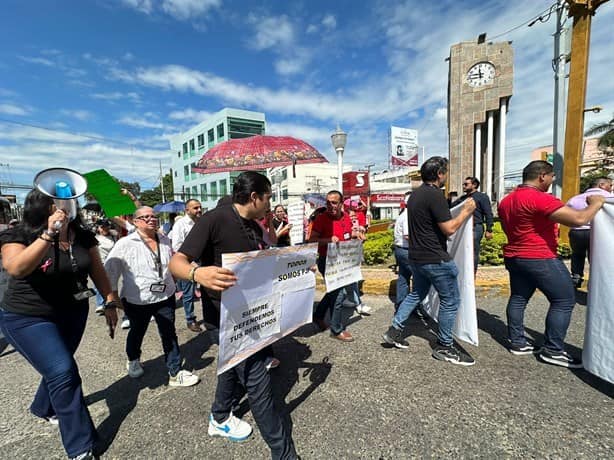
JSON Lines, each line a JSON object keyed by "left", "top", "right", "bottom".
{"left": 169, "top": 108, "right": 266, "bottom": 210}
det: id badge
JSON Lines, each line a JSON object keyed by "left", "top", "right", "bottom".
{"left": 150, "top": 283, "right": 166, "bottom": 293}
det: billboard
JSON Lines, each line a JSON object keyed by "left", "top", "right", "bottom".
{"left": 390, "top": 126, "right": 419, "bottom": 167}
{"left": 342, "top": 171, "right": 370, "bottom": 198}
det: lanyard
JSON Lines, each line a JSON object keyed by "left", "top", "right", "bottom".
{"left": 67, "top": 238, "right": 87, "bottom": 291}
{"left": 231, "top": 205, "right": 267, "bottom": 250}
{"left": 137, "top": 231, "right": 163, "bottom": 279}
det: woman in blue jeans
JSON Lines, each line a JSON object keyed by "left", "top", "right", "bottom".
{"left": 0, "top": 189, "right": 118, "bottom": 459}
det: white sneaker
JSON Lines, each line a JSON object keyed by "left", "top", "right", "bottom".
{"left": 121, "top": 319, "right": 131, "bottom": 329}
{"left": 208, "top": 413, "right": 253, "bottom": 442}
{"left": 342, "top": 300, "right": 357, "bottom": 308}
{"left": 356, "top": 304, "right": 372, "bottom": 315}
{"left": 168, "top": 369, "right": 199, "bottom": 387}
{"left": 126, "top": 359, "right": 144, "bottom": 378}
{"left": 95, "top": 305, "right": 104, "bottom": 315}
{"left": 44, "top": 415, "right": 59, "bottom": 426}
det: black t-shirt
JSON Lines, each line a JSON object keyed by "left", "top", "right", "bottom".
{"left": 178, "top": 205, "right": 265, "bottom": 327}
{"left": 407, "top": 184, "right": 452, "bottom": 264}
{"left": 0, "top": 225, "right": 97, "bottom": 317}
{"left": 272, "top": 217, "right": 290, "bottom": 247}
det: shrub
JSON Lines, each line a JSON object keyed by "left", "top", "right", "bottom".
{"left": 363, "top": 230, "right": 393, "bottom": 265}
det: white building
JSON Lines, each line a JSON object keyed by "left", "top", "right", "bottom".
{"left": 169, "top": 108, "right": 266, "bottom": 210}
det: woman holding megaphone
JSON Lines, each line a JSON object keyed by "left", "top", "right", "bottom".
{"left": 0, "top": 184, "right": 119, "bottom": 460}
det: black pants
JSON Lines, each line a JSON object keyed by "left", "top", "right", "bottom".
{"left": 569, "top": 229, "right": 591, "bottom": 279}
{"left": 211, "top": 351, "right": 297, "bottom": 460}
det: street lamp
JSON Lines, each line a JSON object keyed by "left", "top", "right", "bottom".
{"left": 331, "top": 124, "right": 347, "bottom": 193}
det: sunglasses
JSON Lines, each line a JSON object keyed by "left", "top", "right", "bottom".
{"left": 135, "top": 215, "right": 158, "bottom": 221}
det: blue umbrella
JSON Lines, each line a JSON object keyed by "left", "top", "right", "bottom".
{"left": 153, "top": 200, "right": 185, "bottom": 213}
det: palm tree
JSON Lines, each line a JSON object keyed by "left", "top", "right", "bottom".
{"left": 585, "top": 114, "right": 614, "bottom": 149}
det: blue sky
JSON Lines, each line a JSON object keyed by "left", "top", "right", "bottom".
{"left": 0, "top": 0, "right": 612, "bottom": 200}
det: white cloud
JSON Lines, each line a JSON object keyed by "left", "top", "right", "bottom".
{"left": 248, "top": 14, "right": 295, "bottom": 50}
{"left": 322, "top": 14, "right": 336, "bottom": 30}
{"left": 60, "top": 109, "right": 94, "bottom": 121}
{"left": 161, "top": 0, "right": 220, "bottom": 21}
{"left": 306, "top": 24, "right": 318, "bottom": 35}
{"left": 116, "top": 115, "right": 172, "bottom": 130}
{"left": 120, "top": 0, "right": 153, "bottom": 15}
{"left": 18, "top": 55, "right": 55, "bottom": 67}
{"left": 0, "top": 103, "right": 31, "bottom": 116}
{"left": 91, "top": 91, "right": 141, "bottom": 104}
{"left": 168, "top": 108, "right": 212, "bottom": 123}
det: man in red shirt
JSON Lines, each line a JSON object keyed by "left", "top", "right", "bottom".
{"left": 498, "top": 160, "right": 605, "bottom": 368}
{"left": 309, "top": 190, "right": 357, "bottom": 342}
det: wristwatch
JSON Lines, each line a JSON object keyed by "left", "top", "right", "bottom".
{"left": 43, "top": 229, "right": 57, "bottom": 238}
{"left": 104, "top": 300, "right": 119, "bottom": 310}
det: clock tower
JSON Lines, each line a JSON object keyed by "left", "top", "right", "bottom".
{"left": 447, "top": 38, "right": 513, "bottom": 203}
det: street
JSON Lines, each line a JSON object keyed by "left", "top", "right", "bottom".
{"left": 0, "top": 283, "right": 612, "bottom": 459}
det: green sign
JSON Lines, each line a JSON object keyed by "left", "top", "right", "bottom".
{"left": 83, "top": 169, "right": 136, "bottom": 217}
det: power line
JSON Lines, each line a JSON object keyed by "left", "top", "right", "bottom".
{"left": 488, "top": 2, "right": 558, "bottom": 41}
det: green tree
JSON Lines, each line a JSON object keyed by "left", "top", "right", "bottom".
{"left": 585, "top": 114, "right": 614, "bottom": 149}
{"left": 580, "top": 168, "right": 612, "bottom": 193}
{"left": 137, "top": 173, "right": 174, "bottom": 207}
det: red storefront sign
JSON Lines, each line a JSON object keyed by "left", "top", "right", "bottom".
{"left": 342, "top": 171, "right": 370, "bottom": 197}
{"left": 370, "top": 193, "right": 406, "bottom": 204}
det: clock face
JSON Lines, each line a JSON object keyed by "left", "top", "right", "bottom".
{"left": 466, "top": 62, "right": 496, "bottom": 88}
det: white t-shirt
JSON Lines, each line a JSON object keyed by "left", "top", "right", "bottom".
{"left": 394, "top": 210, "right": 409, "bottom": 248}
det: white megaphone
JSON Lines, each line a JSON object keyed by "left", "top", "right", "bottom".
{"left": 33, "top": 168, "right": 88, "bottom": 229}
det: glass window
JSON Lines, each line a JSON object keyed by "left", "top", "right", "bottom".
{"left": 200, "top": 183, "right": 208, "bottom": 201}
{"left": 183, "top": 142, "right": 188, "bottom": 154}
{"left": 217, "top": 123, "right": 225, "bottom": 140}
{"left": 210, "top": 181, "right": 218, "bottom": 201}
{"left": 219, "top": 179, "right": 227, "bottom": 197}
{"left": 183, "top": 165, "right": 189, "bottom": 181}
{"left": 197, "top": 134, "right": 204, "bottom": 147}
{"left": 208, "top": 128, "right": 214, "bottom": 142}
{"left": 191, "top": 186, "right": 197, "bottom": 197}
{"left": 177, "top": 151, "right": 181, "bottom": 158}
{"left": 174, "top": 170, "right": 177, "bottom": 177}
{"left": 282, "top": 169, "right": 288, "bottom": 180}
{"left": 189, "top": 139, "right": 195, "bottom": 151}
{"left": 282, "top": 189, "right": 288, "bottom": 200}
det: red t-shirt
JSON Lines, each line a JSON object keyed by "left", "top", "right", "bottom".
{"left": 312, "top": 211, "right": 353, "bottom": 257}
{"left": 498, "top": 186, "right": 564, "bottom": 259}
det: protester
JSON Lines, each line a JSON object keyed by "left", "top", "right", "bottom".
{"left": 309, "top": 190, "right": 360, "bottom": 342}
{"left": 161, "top": 212, "right": 178, "bottom": 235}
{"left": 0, "top": 189, "right": 118, "bottom": 460}
{"left": 382, "top": 156, "right": 476, "bottom": 366}
{"left": 169, "top": 171, "right": 298, "bottom": 459}
{"left": 393, "top": 202, "right": 411, "bottom": 311}
{"left": 451, "top": 176, "right": 494, "bottom": 273}
{"left": 104, "top": 206, "right": 199, "bottom": 386}
{"left": 272, "top": 204, "right": 292, "bottom": 247}
{"left": 94, "top": 219, "right": 118, "bottom": 314}
{"left": 498, "top": 161, "right": 606, "bottom": 367}
{"left": 566, "top": 176, "right": 613, "bottom": 289}
{"left": 169, "top": 199, "right": 203, "bottom": 332}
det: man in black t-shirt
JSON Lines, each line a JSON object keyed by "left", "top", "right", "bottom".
{"left": 382, "top": 157, "right": 477, "bottom": 366}
{"left": 169, "top": 172, "right": 298, "bottom": 460}
{"left": 451, "top": 176, "right": 494, "bottom": 273}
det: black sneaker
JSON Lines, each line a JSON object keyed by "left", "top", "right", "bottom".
{"left": 539, "top": 349, "right": 582, "bottom": 369}
{"left": 382, "top": 326, "right": 409, "bottom": 349}
{"left": 432, "top": 344, "right": 475, "bottom": 366}
{"left": 509, "top": 343, "right": 539, "bottom": 356}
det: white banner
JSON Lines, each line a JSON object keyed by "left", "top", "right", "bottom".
{"left": 218, "top": 244, "right": 318, "bottom": 374}
{"left": 323, "top": 239, "right": 363, "bottom": 292}
{"left": 422, "top": 206, "right": 479, "bottom": 346}
{"left": 583, "top": 199, "right": 614, "bottom": 384}
{"left": 286, "top": 201, "right": 305, "bottom": 246}
{"left": 390, "top": 126, "right": 419, "bottom": 166}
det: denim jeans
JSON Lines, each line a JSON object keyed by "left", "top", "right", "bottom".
{"left": 473, "top": 224, "right": 484, "bottom": 273}
{"left": 212, "top": 351, "right": 297, "bottom": 460}
{"left": 504, "top": 257, "right": 575, "bottom": 352}
{"left": 393, "top": 260, "right": 461, "bottom": 346}
{"left": 313, "top": 256, "right": 347, "bottom": 335}
{"left": 0, "top": 305, "right": 97, "bottom": 458}
{"left": 344, "top": 282, "right": 360, "bottom": 307}
{"left": 569, "top": 229, "right": 590, "bottom": 280}
{"left": 123, "top": 296, "right": 182, "bottom": 376}
{"left": 176, "top": 279, "right": 197, "bottom": 325}
{"left": 393, "top": 246, "right": 412, "bottom": 310}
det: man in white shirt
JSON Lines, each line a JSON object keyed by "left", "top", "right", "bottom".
{"left": 105, "top": 206, "right": 199, "bottom": 387}
{"left": 169, "top": 199, "right": 202, "bottom": 332}
{"left": 393, "top": 204, "right": 412, "bottom": 311}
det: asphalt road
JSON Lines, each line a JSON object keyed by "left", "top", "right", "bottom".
{"left": 0, "top": 285, "right": 612, "bottom": 459}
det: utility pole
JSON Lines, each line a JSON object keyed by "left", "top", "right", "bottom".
{"left": 560, "top": 0, "right": 609, "bottom": 242}
{"left": 551, "top": 0, "right": 570, "bottom": 198}
{"left": 159, "top": 160, "right": 165, "bottom": 202}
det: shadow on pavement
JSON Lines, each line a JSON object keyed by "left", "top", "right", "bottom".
{"left": 86, "top": 329, "right": 215, "bottom": 455}
{"left": 0, "top": 337, "right": 17, "bottom": 358}
{"left": 476, "top": 308, "right": 614, "bottom": 398}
